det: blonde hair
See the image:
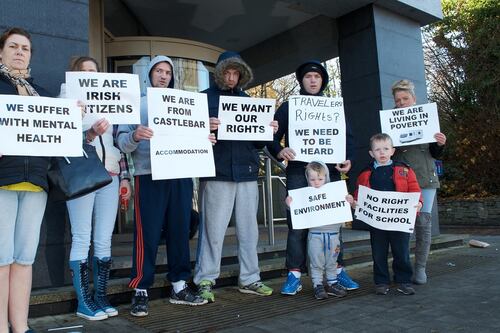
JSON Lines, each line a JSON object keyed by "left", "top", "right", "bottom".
{"left": 369, "top": 133, "right": 394, "bottom": 150}
{"left": 305, "top": 161, "right": 330, "bottom": 184}
{"left": 391, "top": 79, "right": 415, "bottom": 98}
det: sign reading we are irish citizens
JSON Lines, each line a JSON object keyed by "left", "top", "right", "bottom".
{"left": 147, "top": 88, "right": 215, "bottom": 180}
{"left": 66, "top": 71, "right": 141, "bottom": 126}
{"left": 0, "top": 95, "right": 82, "bottom": 156}
{"left": 288, "top": 96, "right": 346, "bottom": 163}
{"left": 289, "top": 180, "right": 352, "bottom": 229}
{"left": 354, "top": 185, "right": 421, "bottom": 233}
{"left": 216, "top": 95, "right": 275, "bottom": 141}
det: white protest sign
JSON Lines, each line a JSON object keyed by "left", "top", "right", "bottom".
{"left": 289, "top": 180, "right": 352, "bottom": 229}
{"left": 288, "top": 96, "right": 346, "bottom": 163}
{"left": 379, "top": 102, "right": 440, "bottom": 147}
{"left": 354, "top": 185, "right": 420, "bottom": 233}
{"left": 0, "top": 95, "right": 82, "bottom": 156}
{"left": 216, "top": 96, "right": 275, "bottom": 141}
{"left": 65, "top": 72, "right": 141, "bottom": 125}
{"left": 147, "top": 88, "right": 215, "bottom": 180}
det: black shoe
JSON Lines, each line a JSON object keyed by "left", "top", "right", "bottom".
{"left": 326, "top": 282, "right": 347, "bottom": 297}
{"left": 375, "top": 284, "right": 390, "bottom": 295}
{"left": 314, "top": 285, "right": 328, "bottom": 300}
{"left": 397, "top": 283, "right": 415, "bottom": 295}
{"left": 169, "top": 285, "right": 208, "bottom": 306}
{"left": 130, "top": 291, "right": 149, "bottom": 317}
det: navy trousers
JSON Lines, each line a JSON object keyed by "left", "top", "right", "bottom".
{"left": 129, "top": 175, "right": 193, "bottom": 289}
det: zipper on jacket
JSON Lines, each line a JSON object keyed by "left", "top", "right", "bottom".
{"left": 24, "top": 157, "right": 29, "bottom": 181}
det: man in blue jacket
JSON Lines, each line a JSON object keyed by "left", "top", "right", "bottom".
{"left": 194, "top": 51, "right": 277, "bottom": 303}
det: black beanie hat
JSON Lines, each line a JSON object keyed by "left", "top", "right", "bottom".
{"left": 295, "top": 60, "right": 329, "bottom": 94}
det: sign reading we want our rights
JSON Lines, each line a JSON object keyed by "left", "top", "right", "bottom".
{"left": 148, "top": 88, "right": 215, "bottom": 180}
{"left": 288, "top": 96, "right": 346, "bottom": 163}
{"left": 0, "top": 95, "right": 82, "bottom": 157}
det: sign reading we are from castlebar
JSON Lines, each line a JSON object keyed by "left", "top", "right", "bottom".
{"left": 0, "top": 95, "right": 82, "bottom": 156}
{"left": 288, "top": 96, "right": 346, "bottom": 163}
{"left": 65, "top": 72, "right": 141, "bottom": 126}
{"left": 289, "top": 180, "right": 352, "bottom": 230}
{"left": 147, "top": 88, "right": 215, "bottom": 180}
{"left": 355, "top": 185, "right": 421, "bottom": 233}
{"left": 379, "top": 102, "right": 440, "bottom": 147}
{"left": 216, "top": 96, "right": 275, "bottom": 141}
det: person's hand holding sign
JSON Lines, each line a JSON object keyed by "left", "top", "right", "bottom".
{"left": 86, "top": 118, "right": 110, "bottom": 143}
{"left": 415, "top": 201, "right": 423, "bottom": 213}
{"left": 335, "top": 160, "right": 351, "bottom": 173}
{"left": 133, "top": 125, "right": 154, "bottom": 142}
{"left": 209, "top": 117, "right": 220, "bottom": 131}
{"left": 434, "top": 132, "right": 446, "bottom": 146}
{"left": 270, "top": 120, "right": 279, "bottom": 134}
{"left": 277, "top": 147, "right": 296, "bottom": 161}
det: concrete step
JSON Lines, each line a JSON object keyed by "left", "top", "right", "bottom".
{"left": 29, "top": 233, "right": 466, "bottom": 317}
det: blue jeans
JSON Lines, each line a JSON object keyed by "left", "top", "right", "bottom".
{"left": 0, "top": 189, "right": 47, "bottom": 266}
{"left": 66, "top": 176, "right": 119, "bottom": 261}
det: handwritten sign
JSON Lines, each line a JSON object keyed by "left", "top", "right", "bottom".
{"left": 147, "top": 88, "right": 215, "bottom": 180}
{"left": 66, "top": 72, "right": 141, "bottom": 125}
{"left": 354, "top": 185, "right": 420, "bottom": 233}
{"left": 288, "top": 96, "right": 346, "bottom": 163}
{"left": 289, "top": 180, "right": 352, "bottom": 229}
{"left": 0, "top": 95, "right": 82, "bottom": 156}
{"left": 379, "top": 102, "right": 440, "bottom": 147}
{"left": 216, "top": 96, "right": 275, "bottom": 141}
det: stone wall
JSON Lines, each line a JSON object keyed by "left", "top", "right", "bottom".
{"left": 438, "top": 197, "right": 500, "bottom": 226}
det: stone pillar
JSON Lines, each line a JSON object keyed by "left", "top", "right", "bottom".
{"left": 338, "top": 4, "right": 440, "bottom": 235}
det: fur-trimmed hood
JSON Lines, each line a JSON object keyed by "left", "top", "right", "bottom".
{"left": 213, "top": 51, "right": 253, "bottom": 91}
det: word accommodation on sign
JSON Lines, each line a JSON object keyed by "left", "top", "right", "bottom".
{"left": 288, "top": 96, "right": 346, "bottom": 163}
{"left": 216, "top": 95, "right": 275, "bottom": 141}
{"left": 0, "top": 95, "right": 82, "bottom": 157}
{"left": 379, "top": 102, "right": 440, "bottom": 147}
{"left": 65, "top": 71, "right": 141, "bottom": 126}
{"left": 147, "top": 88, "right": 215, "bottom": 180}
{"left": 289, "top": 180, "right": 352, "bottom": 229}
{"left": 354, "top": 185, "right": 421, "bottom": 233}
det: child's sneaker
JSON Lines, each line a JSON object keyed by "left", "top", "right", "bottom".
{"left": 238, "top": 281, "right": 273, "bottom": 296}
{"left": 130, "top": 291, "right": 149, "bottom": 317}
{"left": 198, "top": 280, "right": 215, "bottom": 303}
{"left": 397, "top": 283, "right": 415, "bottom": 295}
{"left": 314, "top": 285, "right": 328, "bottom": 300}
{"left": 326, "top": 282, "right": 347, "bottom": 297}
{"left": 337, "top": 269, "right": 359, "bottom": 290}
{"left": 375, "top": 284, "right": 390, "bottom": 295}
{"left": 280, "top": 272, "right": 302, "bottom": 295}
{"left": 170, "top": 285, "right": 208, "bottom": 306}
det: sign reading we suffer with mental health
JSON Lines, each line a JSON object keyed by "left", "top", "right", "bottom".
{"left": 379, "top": 102, "right": 440, "bottom": 147}
{"left": 289, "top": 180, "right": 352, "bottom": 230}
{"left": 216, "top": 96, "right": 275, "bottom": 141}
{"left": 354, "top": 185, "right": 421, "bottom": 233}
{"left": 65, "top": 72, "right": 141, "bottom": 126}
{"left": 288, "top": 96, "right": 346, "bottom": 163}
{"left": 0, "top": 95, "right": 82, "bottom": 156}
{"left": 147, "top": 88, "right": 215, "bottom": 180}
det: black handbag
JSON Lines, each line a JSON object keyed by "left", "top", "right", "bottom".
{"left": 48, "top": 144, "right": 113, "bottom": 201}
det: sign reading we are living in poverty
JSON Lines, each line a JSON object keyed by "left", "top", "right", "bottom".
{"left": 147, "top": 88, "right": 215, "bottom": 180}
{"left": 216, "top": 96, "right": 275, "bottom": 141}
{"left": 66, "top": 72, "right": 141, "bottom": 126}
{"left": 288, "top": 96, "right": 346, "bottom": 163}
{"left": 0, "top": 95, "right": 82, "bottom": 156}
{"left": 354, "top": 185, "right": 421, "bottom": 233}
{"left": 289, "top": 180, "right": 352, "bottom": 230}
{"left": 379, "top": 102, "right": 440, "bottom": 147}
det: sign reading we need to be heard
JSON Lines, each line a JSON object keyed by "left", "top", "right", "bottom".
{"left": 288, "top": 96, "right": 346, "bottom": 163}
{"left": 0, "top": 95, "right": 82, "bottom": 157}
{"left": 216, "top": 96, "right": 275, "bottom": 141}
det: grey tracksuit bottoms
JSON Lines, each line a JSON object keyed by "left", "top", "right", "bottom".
{"left": 308, "top": 230, "right": 341, "bottom": 286}
{"left": 194, "top": 180, "right": 261, "bottom": 286}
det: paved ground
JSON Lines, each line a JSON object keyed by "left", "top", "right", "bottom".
{"left": 29, "top": 235, "right": 500, "bottom": 333}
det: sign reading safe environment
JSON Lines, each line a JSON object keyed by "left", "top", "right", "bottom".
{"left": 65, "top": 72, "right": 141, "bottom": 126}
{"left": 0, "top": 95, "right": 82, "bottom": 156}
{"left": 289, "top": 180, "right": 352, "bottom": 229}
{"left": 288, "top": 96, "right": 346, "bottom": 163}
{"left": 354, "top": 185, "right": 420, "bottom": 233}
{"left": 147, "top": 88, "right": 215, "bottom": 180}
{"left": 216, "top": 96, "right": 275, "bottom": 141}
{"left": 379, "top": 102, "right": 440, "bottom": 147}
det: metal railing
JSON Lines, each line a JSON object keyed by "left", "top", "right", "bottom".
{"left": 259, "top": 148, "right": 287, "bottom": 245}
